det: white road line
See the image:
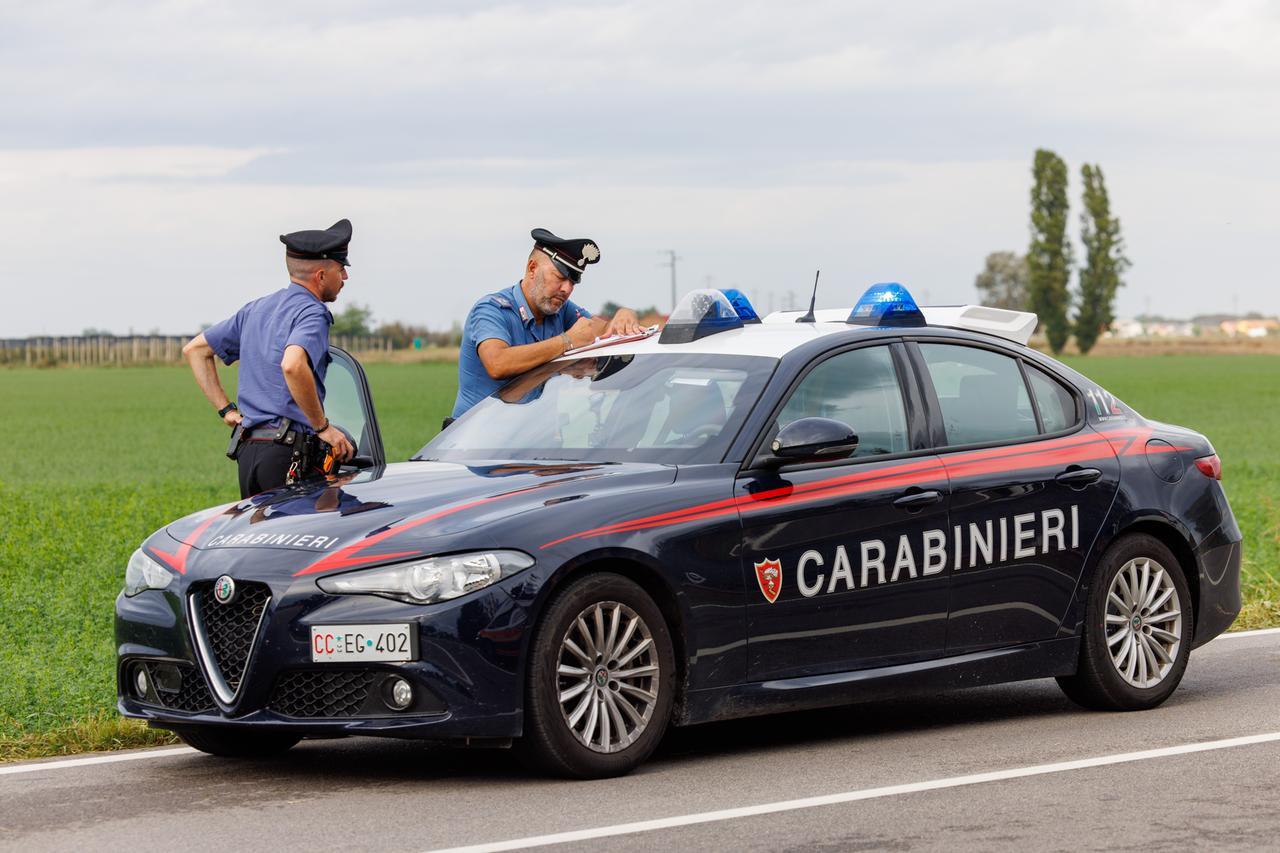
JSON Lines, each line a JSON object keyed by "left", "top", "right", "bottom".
{"left": 1214, "top": 627, "right": 1280, "bottom": 639}
{"left": 424, "top": 731, "right": 1280, "bottom": 853}
{"left": 0, "top": 746, "right": 196, "bottom": 776}
{"left": 1, "top": 627, "right": 1274, "bottom": 776}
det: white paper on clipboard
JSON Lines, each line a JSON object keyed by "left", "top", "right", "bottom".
{"left": 563, "top": 325, "right": 660, "bottom": 356}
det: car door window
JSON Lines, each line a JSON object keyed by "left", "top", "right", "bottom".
{"left": 326, "top": 347, "right": 386, "bottom": 465}
{"left": 1025, "top": 365, "right": 1077, "bottom": 433}
{"left": 918, "top": 344, "right": 1037, "bottom": 446}
{"left": 778, "top": 345, "right": 908, "bottom": 457}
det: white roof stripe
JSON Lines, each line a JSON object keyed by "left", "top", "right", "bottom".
{"left": 554, "top": 303, "right": 1037, "bottom": 362}
{"left": 553, "top": 321, "right": 860, "bottom": 360}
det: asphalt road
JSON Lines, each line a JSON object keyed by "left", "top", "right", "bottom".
{"left": 4, "top": 629, "right": 1279, "bottom": 853}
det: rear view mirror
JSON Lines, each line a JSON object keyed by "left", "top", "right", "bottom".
{"left": 769, "top": 417, "right": 859, "bottom": 464}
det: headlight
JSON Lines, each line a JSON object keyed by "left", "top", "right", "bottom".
{"left": 316, "top": 550, "right": 535, "bottom": 605}
{"left": 123, "top": 548, "right": 174, "bottom": 597}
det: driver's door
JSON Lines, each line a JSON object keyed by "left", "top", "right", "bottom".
{"left": 737, "top": 342, "right": 952, "bottom": 680}
{"left": 325, "top": 347, "right": 386, "bottom": 469}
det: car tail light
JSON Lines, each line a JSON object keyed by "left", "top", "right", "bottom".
{"left": 1194, "top": 454, "right": 1222, "bottom": 480}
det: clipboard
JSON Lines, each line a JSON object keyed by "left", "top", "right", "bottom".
{"left": 563, "top": 325, "right": 660, "bottom": 356}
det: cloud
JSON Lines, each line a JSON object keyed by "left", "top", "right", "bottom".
{"left": 2, "top": 0, "right": 1279, "bottom": 336}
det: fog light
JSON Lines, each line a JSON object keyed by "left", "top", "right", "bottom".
{"left": 384, "top": 677, "right": 413, "bottom": 711}
{"left": 134, "top": 666, "right": 149, "bottom": 699}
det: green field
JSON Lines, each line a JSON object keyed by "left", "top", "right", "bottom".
{"left": 2, "top": 355, "right": 1277, "bottom": 757}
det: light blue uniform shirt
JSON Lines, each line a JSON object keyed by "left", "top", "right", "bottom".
{"left": 451, "top": 282, "right": 591, "bottom": 418}
{"left": 203, "top": 283, "right": 333, "bottom": 430}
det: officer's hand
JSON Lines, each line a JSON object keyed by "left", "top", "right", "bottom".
{"left": 604, "top": 308, "right": 642, "bottom": 337}
{"left": 319, "top": 423, "right": 354, "bottom": 462}
{"left": 567, "top": 316, "right": 599, "bottom": 349}
{"left": 223, "top": 409, "right": 244, "bottom": 428}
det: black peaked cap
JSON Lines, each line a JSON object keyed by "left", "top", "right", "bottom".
{"left": 281, "top": 219, "right": 352, "bottom": 266}
{"left": 531, "top": 227, "right": 600, "bottom": 283}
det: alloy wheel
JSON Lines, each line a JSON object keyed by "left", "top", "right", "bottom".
{"left": 556, "top": 600, "right": 660, "bottom": 753}
{"left": 1105, "top": 557, "right": 1183, "bottom": 689}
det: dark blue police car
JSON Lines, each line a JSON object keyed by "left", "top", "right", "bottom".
{"left": 116, "top": 284, "right": 1242, "bottom": 778}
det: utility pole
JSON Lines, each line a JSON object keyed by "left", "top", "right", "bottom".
{"left": 660, "top": 250, "right": 681, "bottom": 312}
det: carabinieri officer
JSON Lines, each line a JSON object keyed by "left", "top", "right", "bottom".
{"left": 449, "top": 227, "right": 642, "bottom": 421}
{"left": 183, "top": 219, "right": 356, "bottom": 498}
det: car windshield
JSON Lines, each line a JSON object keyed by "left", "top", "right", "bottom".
{"left": 416, "top": 353, "right": 776, "bottom": 464}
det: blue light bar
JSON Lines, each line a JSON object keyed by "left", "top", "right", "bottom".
{"left": 719, "top": 288, "right": 761, "bottom": 324}
{"left": 659, "top": 289, "right": 744, "bottom": 344}
{"left": 847, "top": 282, "right": 926, "bottom": 327}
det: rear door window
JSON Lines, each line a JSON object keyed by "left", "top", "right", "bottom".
{"left": 918, "top": 344, "right": 1037, "bottom": 446}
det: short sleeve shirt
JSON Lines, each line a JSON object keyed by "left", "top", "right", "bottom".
{"left": 203, "top": 283, "right": 334, "bottom": 430}
{"left": 451, "top": 282, "right": 591, "bottom": 418}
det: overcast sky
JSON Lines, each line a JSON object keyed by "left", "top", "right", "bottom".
{"left": 3, "top": 0, "right": 1278, "bottom": 337}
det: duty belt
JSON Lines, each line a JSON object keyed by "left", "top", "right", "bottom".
{"left": 245, "top": 422, "right": 308, "bottom": 442}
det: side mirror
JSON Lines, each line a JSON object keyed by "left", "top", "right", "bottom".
{"left": 769, "top": 417, "right": 859, "bottom": 464}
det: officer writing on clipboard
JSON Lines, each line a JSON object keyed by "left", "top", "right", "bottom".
{"left": 448, "top": 228, "right": 643, "bottom": 423}
{"left": 182, "top": 219, "right": 356, "bottom": 498}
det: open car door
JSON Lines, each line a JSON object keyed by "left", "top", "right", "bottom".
{"left": 326, "top": 346, "right": 386, "bottom": 469}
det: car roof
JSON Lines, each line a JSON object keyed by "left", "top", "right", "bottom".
{"left": 554, "top": 321, "right": 868, "bottom": 360}
{"left": 555, "top": 310, "right": 1034, "bottom": 361}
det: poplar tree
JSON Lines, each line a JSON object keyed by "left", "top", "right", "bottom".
{"left": 1075, "top": 164, "right": 1129, "bottom": 354}
{"left": 1027, "top": 149, "right": 1073, "bottom": 353}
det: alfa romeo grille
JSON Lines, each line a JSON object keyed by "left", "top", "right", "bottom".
{"left": 189, "top": 580, "right": 271, "bottom": 705}
{"left": 268, "top": 670, "right": 377, "bottom": 718}
{"left": 143, "top": 662, "right": 215, "bottom": 713}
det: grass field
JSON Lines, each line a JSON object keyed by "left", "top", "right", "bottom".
{"left": 1, "top": 355, "right": 1277, "bottom": 759}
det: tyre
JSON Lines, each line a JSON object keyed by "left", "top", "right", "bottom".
{"left": 172, "top": 725, "right": 301, "bottom": 758}
{"left": 517, "top": 573, "right": 676, "bottom": 778}
{"left": 1057, "top": 533, "right": 1193, "bottom": 711}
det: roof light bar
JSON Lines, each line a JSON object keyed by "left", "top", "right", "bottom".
{"left": 847, "top": 282, "right": 926, "bottom": 327}
{"left": 659, "top": 289, "right": 744, "bottom": 344}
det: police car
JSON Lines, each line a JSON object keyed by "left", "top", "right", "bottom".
{"left": 116, "top": 284, "right": 1242, "bottom": 778}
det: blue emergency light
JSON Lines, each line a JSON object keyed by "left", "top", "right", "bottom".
{"left": 660, "top": 289, "right": 746, "bottom": 344}
{"left": 719, "top": 289, "right": 762, "bottom": 324}
{"left": 847, "top": 282, "right": 926, "bottom": 327}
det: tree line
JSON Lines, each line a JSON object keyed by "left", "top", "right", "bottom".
{"left": 976, "top": 148, "right": 1129, "bottom": 354}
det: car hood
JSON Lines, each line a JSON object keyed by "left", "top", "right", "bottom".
{"left": 154, "top": 460, "right": 676, "bottom": 579}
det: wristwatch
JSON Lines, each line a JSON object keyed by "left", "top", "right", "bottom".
{"left": 218, "top": 402, "right": 238, "bottom": 418}
{"left": 561, "top": 333, "right": 572, "bottom": 353}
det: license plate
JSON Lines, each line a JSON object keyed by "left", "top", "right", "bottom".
{"left": 310, "top": 623, "right": 415, "bottom": 663}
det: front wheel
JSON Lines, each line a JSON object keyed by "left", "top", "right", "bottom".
{"left": 517, "top": 573, "right": 675, "bottom": 778}
{"left": 1057, "top": 533, "right": 1193, "bottom": 711}
{"left": 171, "top": 725, "right": 301, "bottom": 758}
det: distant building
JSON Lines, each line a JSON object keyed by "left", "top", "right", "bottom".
{"left": 1107, "top": 319, "right": 1197, "bottom": 339}
{"left": 1220, "top": 318, "right": 1279, "bottom": 338}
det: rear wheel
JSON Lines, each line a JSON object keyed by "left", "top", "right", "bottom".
{"left": 517, "top": 573, "right": 675, "bottom": 778}
{"left": 172, "top": 725, "right": 301, "bottom": 758}
{"left": 1057, "top": 533, "right": 1193, "bottom": 711}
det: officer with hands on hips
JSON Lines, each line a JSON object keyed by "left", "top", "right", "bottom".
{"left": 449, "top": 228, "right": 642, "bottom": 421}
{"left": 183, "top": 219, "right": 356, "bottom": 498}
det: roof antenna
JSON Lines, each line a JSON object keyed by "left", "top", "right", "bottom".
{"left": 796, "top": 270, "right": 819, "bottom": 323}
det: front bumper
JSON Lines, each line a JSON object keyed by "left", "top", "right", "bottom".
{"left": 115, "top": 572, "right": 533, "bottom": 741}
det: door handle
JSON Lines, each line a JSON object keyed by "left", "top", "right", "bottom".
{"left": 893, "top": 489, "right": 943, "bottom": 510}
{"left": 1056, "top": 467, "right": 1102, "bottom": 487}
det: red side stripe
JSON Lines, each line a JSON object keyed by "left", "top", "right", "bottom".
{"left": 148, "top": 506, "right": 233, "bottom": 575}
{"left": 293, "top": 482, "right": 562, "bottom": 577}
{"left": 540, "top": 427, "right": 1155, "bottom": 549}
